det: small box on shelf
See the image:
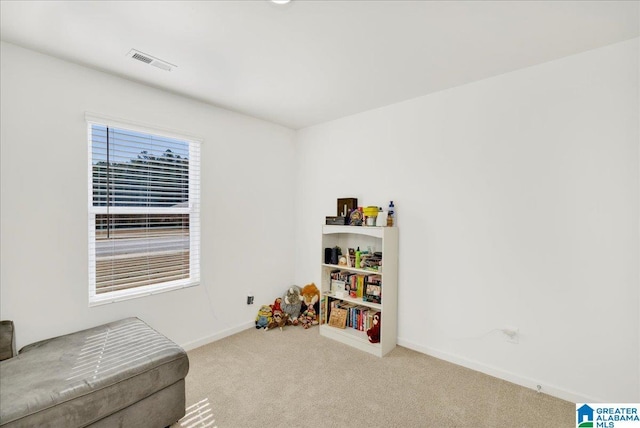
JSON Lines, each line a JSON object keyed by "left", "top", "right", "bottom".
{"left": 337, "top": 198, "right": 358, "bottom": 218}
{"left": 326, "top": 216, "right": 348, "bottom": 225}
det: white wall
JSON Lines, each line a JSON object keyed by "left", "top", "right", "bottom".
{"left": 294, "top": 38, "right": 639, "bottom": 402}
{"left": 0, "top": 42, "right": 296, "bottom": 351}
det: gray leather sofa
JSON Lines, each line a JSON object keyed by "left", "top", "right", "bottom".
{"left": 0, "top": 318, "right": 189, "bottom": 428}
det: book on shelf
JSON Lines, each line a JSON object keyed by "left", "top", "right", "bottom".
{"left": 325, "top": 296, "right": 343, "bottom": 321}
{"left": 336, "top": 304, "right": 379, "bottom": 332}
{"left": 346, "top": 274, "right": 365, "bottom": 299}
{"left": 349, "top": 305, "right": 363, "bottom": 330}
{"left": 349, "top": 275, "right": 357, "bottom": 298}
{"left": 328, "top": 272, "right": 383, "bottom": 304}
{"left": 341, "top": 302, "right": 355, "bottom": 329}
{"left": 328, "top": 307, "right": 347, "bottom": 329}
{"left": 330, "top": 270, "right": 355, "bottom": 282}
{"left": 364, "top": 274, "right": 382, "bottom": 304}
{"left": 320, "top": 294, "right": 327, "bottom": 324}
{"left": 357, "top": 275, "right": 365, "bottom": 298}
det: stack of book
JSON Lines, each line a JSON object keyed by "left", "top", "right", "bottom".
{"left": 360, "top": 251, "right": 382, "bottom": 271}
{"left": 330, "top": 270, "right": 382, "bottom": 302}
{"left": 325, "top": 297, "right": 379, "bottom": 332}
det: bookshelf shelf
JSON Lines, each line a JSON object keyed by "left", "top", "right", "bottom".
{"left": 322, "top": 292, "right": 382, "bottom": 311}
{"left": 322, "top": 225, "right": 384, "bottom": 238}
{"left": 321, "top": 263, "right": 384, "bottom": 276}
{"left": 320, "top": 225, "right": 398, "bottom": 357}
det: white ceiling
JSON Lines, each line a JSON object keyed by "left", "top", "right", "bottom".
{"left": 1, "top": 1, "right": 638, "bottom": 129}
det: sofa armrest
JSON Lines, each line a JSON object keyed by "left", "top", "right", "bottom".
{"left": 0, "top": 320, "right": 17, "bottom": 361}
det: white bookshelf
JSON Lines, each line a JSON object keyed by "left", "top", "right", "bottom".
{"left": 319, "top": 225, "right": 398, "bottom": 357}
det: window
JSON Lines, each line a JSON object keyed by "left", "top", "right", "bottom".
{"left": 87, "top": 115, "right": 200, "bottom": 305}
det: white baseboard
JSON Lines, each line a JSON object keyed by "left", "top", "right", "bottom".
{"left": 397, "top": 337, "right": 600, "bottom": 404}
{"left": 181, "top": 321, "right": 254, "bottom": 351}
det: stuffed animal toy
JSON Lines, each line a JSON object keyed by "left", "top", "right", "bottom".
{"left": 270, "top": 297, "right": 283, "bottom": 314}
{"left": 300, "top": 283, "right": 320, "bottom": 315}
{"left": 255, "top": 305, "right": 273, "bottom": 329}
{"left": 367, "top": 312, "right": 381, "bottom": 343}
{"left": 299, "top": 306, "right": 317, "bottom": 329}
{"left": 281, "top": 286, "right": 302, "bottom": 326}
{"left": 265, "top": 310, "right": 289, "bottom": 331}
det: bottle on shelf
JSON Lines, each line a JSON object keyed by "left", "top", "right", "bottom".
{"left": 387, "top": 201, "right": 395, "bottom": 227}
{"left": 355, "top": 247, "right": 361, "bottom": 269}
{"left": 376, "top": 207, "right": 387, "bottom": 227}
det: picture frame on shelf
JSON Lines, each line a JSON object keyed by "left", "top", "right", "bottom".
{"left": 349, "top": 209, "right": 363, "bottom": 226}
{"left": 347, "top": 248, "right": 355, "bottom": 267}
{"left": 328, "top": 307, "right": 347, "bottom": 329}
{"left": 331, "top": 279, "right": 346, "bottom": 295}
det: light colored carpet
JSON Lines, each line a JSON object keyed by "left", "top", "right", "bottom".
{"left": 173, "top": 325, "right": 573, "bottom": 428}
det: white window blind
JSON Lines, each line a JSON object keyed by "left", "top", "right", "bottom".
{"left": 88, "top": 119, "right": 200, "bottom": 305}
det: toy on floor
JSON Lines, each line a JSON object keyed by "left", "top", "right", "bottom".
{"left": 281, "top": 286, "right": 302, "bottom": 325}
{"left": 299, "top": 306, "right": 317, "bottom": 329}
{"left": 367, "top": 312, "right": 381, "bottom": 343}
{"left": 255, "top": 305, "right": 273, "bottom": 329}
{"left": 270, "top": 297, "right": 283, "bottom": 314}
{"left": 300, "top": 283, "right": 320, "bottom": 316}
{"left": 265, "top": 310, "right": 289, "bottom": 331}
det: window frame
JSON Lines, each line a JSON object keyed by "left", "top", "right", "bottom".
{"left": 86, "top": 113, "right": 201, "bottom": 306}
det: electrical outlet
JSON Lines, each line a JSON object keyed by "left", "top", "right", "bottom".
{"left": 247, "top": 295, "right": 254, "bottom": 305}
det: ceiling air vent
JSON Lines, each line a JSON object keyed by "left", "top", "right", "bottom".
{"left": 126, "top": 49, "right": 176, "bottom": 72}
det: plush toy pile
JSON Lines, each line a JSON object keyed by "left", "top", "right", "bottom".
{"left": 255, "top": 283, "right": 321, "bottom": 331}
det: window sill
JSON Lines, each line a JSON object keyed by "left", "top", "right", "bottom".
{"left": 89, "top": 281, "right": 199, "bottom": 307}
